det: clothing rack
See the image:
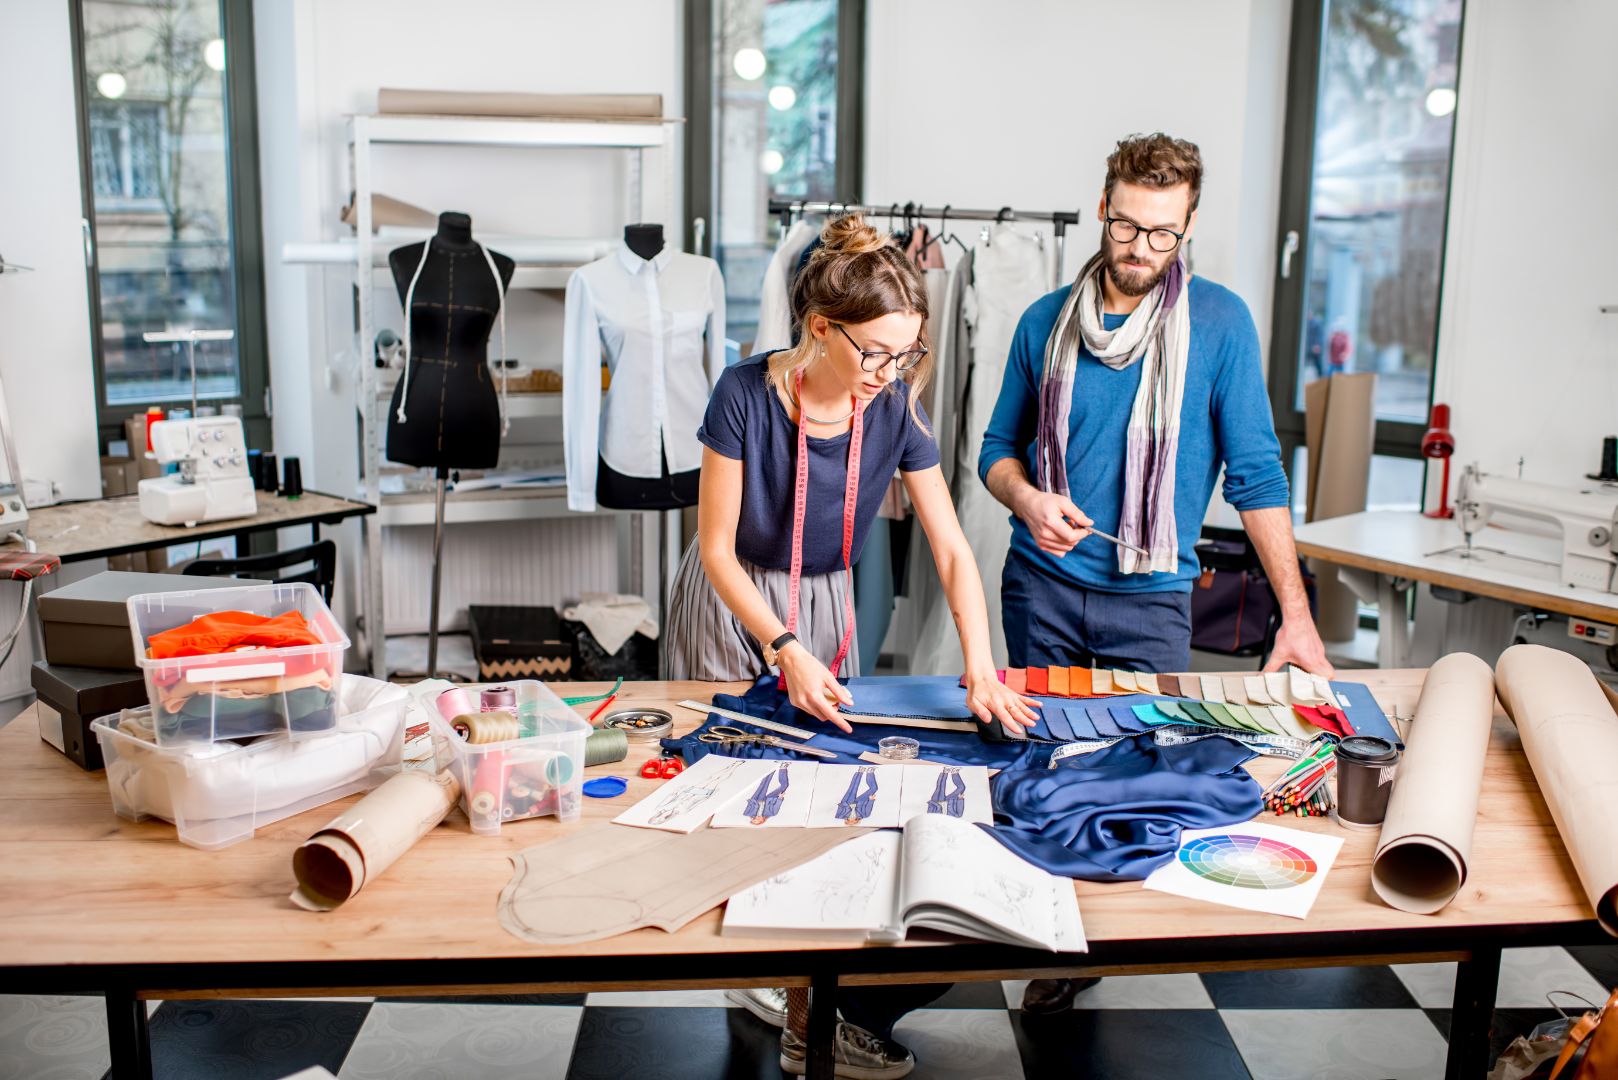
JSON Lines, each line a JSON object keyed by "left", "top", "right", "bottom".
{"left": 768, "top": 199, "right": 1081, "bottom": 280}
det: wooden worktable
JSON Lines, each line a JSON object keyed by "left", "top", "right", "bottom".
{"left": 1, "top": 671, "right": 1607, "bottom": 1080}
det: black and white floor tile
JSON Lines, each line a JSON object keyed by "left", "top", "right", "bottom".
{"left": 4, "top": 946, "right": 1614, "bottom": 1080}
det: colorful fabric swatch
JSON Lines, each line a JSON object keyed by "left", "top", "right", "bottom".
{"left": 1006, "top": 668, "right": 1027, "bottom": 694}
{"left": 1027, "top": 667, "right": 1049, "bottom": 696}
{"left": 1069, "top": 667, "right": 1092, "bottom": 697}
{"left": 1136, "top": 672, "right": 1161, "bottom": 695}
{"left": 1244, "top": 675, "right": 1274, "bottom": 705}
{"left": 1158, "top": 673, "right": 1181, "bottom": 698}
{"left": 1091, "top": 669, "right": 1115, "bottom": 695}
{"left": 1048, "top": 665, "right": 1070, "bottom": 698}
{"left": 1113, "top": 670, "right": 1139, "bottom": 693}
{"left": 1202, "top": 675, "right": 1225, "bottom": 703}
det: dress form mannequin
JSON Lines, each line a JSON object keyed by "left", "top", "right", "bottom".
{"left": 595, "top": 222, "right": 702, "bottom": 511}
{"left": 384, "top": 211, "right": 514, "bottom": 677}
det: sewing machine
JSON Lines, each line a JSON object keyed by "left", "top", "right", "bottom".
{"left": 1456, "top": 464, "right": 1618, "bottom": 593}
{"left": 137, "top": 417, "right": 258, "bottom": 527}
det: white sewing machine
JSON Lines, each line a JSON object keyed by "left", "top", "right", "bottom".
{"left": 1456, "top": 464, "right": 1618, "bottom": 593}
{"left": 137, "top": 416, "right": 258, "bottom": 527}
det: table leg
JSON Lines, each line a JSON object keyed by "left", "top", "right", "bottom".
{"left": 1378, "top": 575, "right": 1414, "bottom": 668}
{"left": 1445, "top": 946, "right": 1500, "bottom": 1080}
{"left": 104, "top": 987, "right": 152, "bottom": 1080}
{"left": 807, "top": 971, "right": 838, "bottom": 1080}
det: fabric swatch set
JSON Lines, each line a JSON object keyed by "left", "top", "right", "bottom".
{"left": 613, "top": 753, "right": 992, "bottom": 834}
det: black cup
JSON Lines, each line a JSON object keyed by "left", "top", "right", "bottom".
{"left": 1334, "top": 735, "right": 1400, "bottom": 828}
{"left": 281, "top": 456, "right": 303, "bottom": 499}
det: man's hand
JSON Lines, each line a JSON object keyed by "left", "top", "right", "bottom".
{"left": 1263, "top": 617, "right": 1334, "bottom": 677}
{"left": 1015, "top": 490, "right": 1092, "bottom": 557}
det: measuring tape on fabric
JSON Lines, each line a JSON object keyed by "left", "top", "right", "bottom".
{"left": 782, "top": 366, "right": 864, "bottom": 688}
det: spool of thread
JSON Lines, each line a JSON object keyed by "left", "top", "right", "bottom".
{"left": 585, "top": 727, "right": 629, "bottom": 767}
{"left": 480, "top": 686, "right": 517, "bottom": 712}
{"left": 1595, "top": 435, "right": 1618, "bottom": 482}
{"left": 512, "top": 749, "right": 572, "bottom": 787}
{"left": 437, "top": 686, "right": 477, "bottom": 724}
{"left": 247, "top": 449, "right": 263, "bottom": 486}
{"left": 1334, "top": 736, "right": 1401, "bottom": 829}
{"left": 455, "top": 710, "right": 521, "bottom": 744}
{"left": 281, "top": 456, "right": 304, "bottom": 499}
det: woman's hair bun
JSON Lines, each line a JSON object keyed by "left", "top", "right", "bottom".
{"left": 819, "top": 214, "right": 889, "bottom": 256}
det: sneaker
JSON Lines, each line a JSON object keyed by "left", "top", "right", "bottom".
{"left": 780, "top": 1021, "right": 914, "bottom": 1079}
{"left": 725, "top": 986, "right": 788, "bottom": 1028}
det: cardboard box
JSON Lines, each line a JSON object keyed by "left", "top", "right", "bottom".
{"left": 100, "top": 455, "right": 139, "bottom": 498}
{"left": 37, "top": 571, "right": 244, "bottom": 670}
{"left": 31, "top": 661, "right": 149, "bottom": 770}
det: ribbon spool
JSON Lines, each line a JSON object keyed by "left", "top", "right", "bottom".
{"left": 585, "top": 727, "right": 629, "bottom": 767}
{"left": 454, "top": 710, "right": 521, "bottom": 744}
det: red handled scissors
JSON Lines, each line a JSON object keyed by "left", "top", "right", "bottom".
{"left": 639, "top": 755, "right": 685, "bottom": 780}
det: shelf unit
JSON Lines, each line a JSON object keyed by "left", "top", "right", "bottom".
{"left": 341, "top": 112, "right": 677, "bottom": 675}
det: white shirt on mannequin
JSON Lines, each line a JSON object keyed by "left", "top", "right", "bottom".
{"left": 562, "top": 243, "right": 727, "bottom": 511}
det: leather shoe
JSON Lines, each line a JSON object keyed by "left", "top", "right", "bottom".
{"left": 1021, "top": 976, "right": 1102, "bottom": 1015}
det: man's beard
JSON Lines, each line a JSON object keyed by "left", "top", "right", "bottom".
{"left": 1103, "top": 243, "right": 1171, "bottom": 297}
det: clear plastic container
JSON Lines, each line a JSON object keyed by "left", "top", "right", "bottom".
{"left": 90, "top": 678, "right": 406, "bottom": 850}
{"left": 127, "top": 582, "right": 350, "bottom": 747}
{"left": 427, "top": 680, "right": 590, "bottom": 834}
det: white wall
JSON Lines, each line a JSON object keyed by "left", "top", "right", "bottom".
{"left": 0, "top": 3, "right": 103, "bottom": 502}
{"left": 864, "top": 0, "right": 1291, "bottom": 369}
{"left": 1432, "top": 0, "right": 1618, "bottom": 487}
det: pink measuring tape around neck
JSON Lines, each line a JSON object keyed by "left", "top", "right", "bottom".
{"left": 781, "top": 367, "right": 864, "bottom": 687}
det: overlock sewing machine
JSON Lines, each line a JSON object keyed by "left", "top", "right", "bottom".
{"left": 137, "top": 416, "right": 259, "bottom": 527}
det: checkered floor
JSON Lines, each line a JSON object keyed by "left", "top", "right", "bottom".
{"left": 7, "top": 947, "right": 1615, "bottom": 1079}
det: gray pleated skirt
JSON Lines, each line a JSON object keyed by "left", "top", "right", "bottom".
{"left": 664, "top": 540, "right": 862, "bottom": 681}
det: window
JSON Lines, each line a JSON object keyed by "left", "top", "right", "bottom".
{"left": 1268, "top": 0, "right": 1465, "bottom": 464}
{"left": 73, "top": 0, "right": 268, "bottom": 441}
{"left": 686, "top": 0, "right": 864, "bottom": 349}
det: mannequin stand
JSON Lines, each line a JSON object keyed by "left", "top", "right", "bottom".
{"left": 426, "top": 466, "right": 450, "bottom": 679}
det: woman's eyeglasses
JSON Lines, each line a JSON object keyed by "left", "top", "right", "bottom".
{"left": 835, "top": 323, "right": 928, "bottom": 373}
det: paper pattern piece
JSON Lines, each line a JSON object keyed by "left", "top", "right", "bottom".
{"left": 807, "top": 764, "right": 903, "bottom": 828}
{"left": 1144, "top": 822, "right": 1343, "bottom": 919}
{"left": 1496, "top": 644, "right": 1618, "bottom": 934}
{"left": 499, "top": 824, "right": 862, "bottom": 944}
{"left": 710, "top": 761, "right": 815, "bottom": 828}
{"left": 898, "top": 764, "right": 992, "bottom": 824}
{"left": 612, "top": 753, "right": 772, "bottom": 833}
{"left": 1371, "top": 652, "right": 1494, "bottom": 914}
{"left": 291, "top": 769, "right": 460, "bottom": 911}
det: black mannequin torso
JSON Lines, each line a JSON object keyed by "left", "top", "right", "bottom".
{"left": 623, "top": 222, "right": 665, "bottom": 261}
{"left": 385, "top": 212, "right": 516, "bottom": 470}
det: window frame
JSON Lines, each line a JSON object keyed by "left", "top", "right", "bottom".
{"left": 70, "top": 0, "right": 271, "bottom": 452}
{"left": 1266, "top": 0, "right": 1467, "bottom": 479}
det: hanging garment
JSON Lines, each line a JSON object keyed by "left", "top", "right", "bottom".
{"left": 904, "top": 223, "right": 947, "bottom": 270}
{"left": 910, "top": 227, "right": 1049, "bottom": 674}
{"left": 753, "top": 218, "right": 819, "bottom": 353}
{"left": 562, "top": 243, "right": 727, "bottom": 512}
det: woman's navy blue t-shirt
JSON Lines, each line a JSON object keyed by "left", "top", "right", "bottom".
{"left": 697, "top": 355, "right": 939, "bottom": 573}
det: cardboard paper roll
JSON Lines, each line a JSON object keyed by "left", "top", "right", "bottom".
{"left": 377, "top": 88, "right": 663, "bottom": 120}
{"left": 1371, "top": 652, "right": 1494, "bottom": 913}
{"left": 1496, "top": 645, "right": 1618, "bottom": 935}
{"left": 291, "top": 769, "right": 460, "bottom": 911}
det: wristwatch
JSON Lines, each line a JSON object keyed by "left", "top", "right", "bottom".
{"left": 762, "top": 631, "right": 798, "bottom": 667}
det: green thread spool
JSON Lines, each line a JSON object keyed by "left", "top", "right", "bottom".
{"left": 585, "top": 727, "right": 629, "bottom": 768}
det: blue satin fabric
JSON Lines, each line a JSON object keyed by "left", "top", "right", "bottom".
{"left": 987, "top": 734, "right": 1264, "bottom": 881}
{"left": 660, "top": 676, "right": 1264, "bottom": 881}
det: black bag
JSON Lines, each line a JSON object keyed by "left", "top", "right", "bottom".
{"left": 1190, "top": 535, "right": 1316, "bottom": 658}
{"left": 564, "top": 619, "right": 658, "bottom": 680}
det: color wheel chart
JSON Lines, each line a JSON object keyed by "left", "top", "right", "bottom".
{"left": 1177, "top": 833, "right": 1318, "bottom": 890}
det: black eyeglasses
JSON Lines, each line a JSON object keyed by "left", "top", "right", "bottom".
{"left": 1104, "top": 205, "right": 1187, "bottom": 253}
{"left": 834, "top": 323, "right": 928, "bottom": 373}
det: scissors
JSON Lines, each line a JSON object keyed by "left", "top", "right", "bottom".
{"left": 698, "top": 726, "right": 838, "bottom": 759}
{"left": 639, "top": 755, "right": 685, "bottom": 780}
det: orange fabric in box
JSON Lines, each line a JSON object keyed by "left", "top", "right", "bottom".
{"left": 147, "top": 610, "right": 322, "bottom": 658}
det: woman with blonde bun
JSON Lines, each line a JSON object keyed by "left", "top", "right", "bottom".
{"left": 668, "top": 215, "right": 1036, "bottom": 1077}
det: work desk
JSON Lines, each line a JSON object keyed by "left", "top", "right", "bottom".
{"left": 1, "top": 671, "right": 1607, "bottom": 1080}
{"left": 1294, "top": 510, "right": 1618, "bottom": 665}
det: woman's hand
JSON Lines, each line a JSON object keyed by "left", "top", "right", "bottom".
{"left": 777, "top": 643, "right": 855, "bottom": 732}
{"left": 963, "top": 670, "right": 1040, "bottom": 732}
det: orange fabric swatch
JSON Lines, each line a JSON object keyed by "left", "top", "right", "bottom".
{"left": 1005, "top": 668, "right": 1027, "bottom": 694}
{"left": 1027, "top": 667, "right": 1049, "bottom": 696}
{"left": 1048, "top": 666, "right": 1070, "bottom": 697}
{"left": 147, "top": 610, "right": 321, "bottom": 659}
{"left": 1068, "top": 667, "right": 1093, "bottom": 697}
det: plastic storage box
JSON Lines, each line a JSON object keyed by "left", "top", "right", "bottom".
{"left": 427, "top": 680, "right": 590, "bottom": 834}
{"left": 91, "top": 675, "right": 407, "bottom": 850}
{"left": 127, "top": 582, "right": 349, "bottom": 747}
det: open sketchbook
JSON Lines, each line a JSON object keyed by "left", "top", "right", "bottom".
{"left": 722, "top": 814, "right": 1086, "bottom": 952}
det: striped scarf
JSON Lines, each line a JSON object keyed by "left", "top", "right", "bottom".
{"left": 1035, "top": 252, "right": 1191, "bottom": 574}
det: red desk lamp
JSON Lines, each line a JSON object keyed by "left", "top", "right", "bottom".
{"left": 1421, "top": 403, "right": 1455, "bottom": 518}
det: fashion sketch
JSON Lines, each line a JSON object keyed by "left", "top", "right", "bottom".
{"left": 927, "top": 766, "right": 967, "bottom": 818}
{"left": 648, "top": 759, "right": 747, "bottom": 826}
{"left": 836, "top": 766, "right": 880, "bottom": 825}
{"left": 746, "top": 763, "right": 792, "bottom": 825}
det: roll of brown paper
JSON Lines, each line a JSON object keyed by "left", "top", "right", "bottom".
{"left": 1370, "top": 652, "right": 1494, "bottom": 913}
{"left": 291, "top": 769, "right": 460, "bottom": 911}
{"left": 1496, "top": 644, "right": 1618, "bottom": 935}
{"left": 376, "top": 89, "right": 663, "bottom": 120}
